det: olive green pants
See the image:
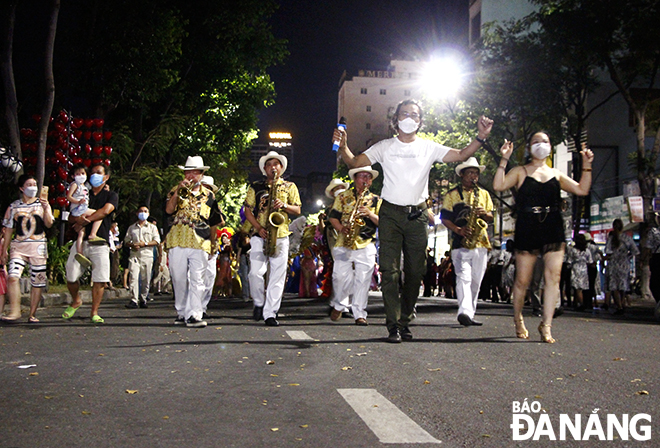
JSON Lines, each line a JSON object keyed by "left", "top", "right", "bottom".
{"left": 378, "top": 201, "right": 429, "bottom": 331}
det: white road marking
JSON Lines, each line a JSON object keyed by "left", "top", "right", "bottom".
{"left": 338, "top": 388, "right": 441, "bottom": 444}
{"left": 286, "top": 330, "right": 314, "bottom": 340}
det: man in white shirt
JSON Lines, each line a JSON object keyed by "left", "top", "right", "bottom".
{"left": 124, "top": 206, "right": 160, "bottom": 308}
{"left": 335, "top": 99, "right": 492, "bottom": 343}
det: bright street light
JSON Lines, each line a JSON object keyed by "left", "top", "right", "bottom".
{"left": 420, "top": 56, "right": 463, "bottom": 100}
{"left": 316, "top": 199, "right": 324, "bottom": 208}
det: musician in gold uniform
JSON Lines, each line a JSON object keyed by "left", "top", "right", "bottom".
{"left": 328, "top": 166, "right": 381, "bottom": 325}
{"left": 243, "top": 151, "right": 301, "bottom": 327}
{"left": 441, "top": 157, "right": 493, "bottom": 326}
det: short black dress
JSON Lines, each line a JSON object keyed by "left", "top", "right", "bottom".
{"left": 514, "top": 176, "right": 565, "bottom": 253}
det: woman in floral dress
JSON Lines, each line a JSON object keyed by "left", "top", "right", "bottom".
{"left": 567, "top": 234, "right": 592, "bottom": 311}
{"left": 605, "top": 219, "right": 639, "bottom": 314}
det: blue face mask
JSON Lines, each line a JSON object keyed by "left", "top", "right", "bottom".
{"left": 138, "top": 212, "right": 149, "bottom": 222}
{"left": 89, "top": 173, "right": 105, "bottom": 187}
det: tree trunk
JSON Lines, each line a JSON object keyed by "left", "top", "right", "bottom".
{"left": 0, "top": 1, "right": 21, "bottom": 160}
{"left": 36, "top": 0, "right": 60, "bottom": 189}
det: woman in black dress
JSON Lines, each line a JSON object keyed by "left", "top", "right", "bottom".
{"left": 493, "top": 132, "right": 594, "bottom": 343}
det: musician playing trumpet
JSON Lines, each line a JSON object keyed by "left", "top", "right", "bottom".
{"left": 441, "top": 157, "right": 493, "bottom": 327}
{"left": 328, "top": 166, "right": 381, "bottom": 326}
{"left": 243, "top": 151, "right": 301, "bottom": 327}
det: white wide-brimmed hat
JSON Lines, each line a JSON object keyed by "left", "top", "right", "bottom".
{"left": 259, "top": 151, "right": 288, "bottom": 176}
{"left": 324, "top": 178, "right": 350, "bottom": 199}
{"left": 348, "top": 165, "right": 379, "bottom": 181}
{"left": 455, "top": 157, "right": 485, "bottom": 176}
{"left": 179, "top": 155, "right": 210, "bottom": 171}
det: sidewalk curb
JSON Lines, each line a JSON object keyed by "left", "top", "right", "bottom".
{"left": 21, "top": 287, "right": 132, "bottom": 308}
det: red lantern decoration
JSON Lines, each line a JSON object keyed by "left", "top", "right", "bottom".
{"left": 83, "top": 131, "right": 92, "bottom": 140}
{"left": 58, "top": 110, "right": 69, "bottom": 123}
{"left": 103, "top": 131, "right": 112, "bottom": 141}
{"left": 56, "top": 197, "right": 69, "bottom": 208}
{"left": 92, "top": 146, "right": 103, "bottom": 156}
{"left": 103, "top": 159, "right": 111, "bottom": 167}
{"left": 84, "top": 118, "right": 94, "bottom": 128}
{"left": 73, "top": 130, "right": 83, "bottom": 139}
{"left": 72, "top": 156, "right": 83, "bottom": 165}
{"left": 103, "top": 146, "right": 112, "bottom": 156}
{"left": 83, "top": 144, "right": 92, "bottom": 155}
{"left": 92, "top": 132, "right": 103, "bottom": 142}
{"left": 54, "top": 122, "right": 65, "bottom": 133}
{"left": 32, "top": 114, "right": 41, "bottom": 123}
{"left": 57, "top": 167, "right": 68, "bottom": 180}
{"left": 72, "top": 118, "right": 84, "bottom": 129}
{"left": 55, "top": 182, "right": 66, "bottom": 194}
{"left": 92, "top": 158, "right": 103, "bottom": 165}
{"left": 68, "top": 146, "right": 79, "bottom": 157}
{"left": 83, "top": 158, "right": 92, "bottom": 168}
{"left": 94, "top": 118, "right": 104, "bottom": 128}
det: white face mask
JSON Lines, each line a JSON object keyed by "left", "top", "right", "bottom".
{"left": 23, "top": 186, "right": 39, "bottom": 198}
{"left": 74, "top": 174, "right": 87, "bottom": 184}
{"left": 530, "top": 142, "right": 551, "bottom": 159}
{"left": 397, "top": 117, "right": 419, "bottom": 134}
{"left": 333, "top": 188, "right": 346, "bottom": 198}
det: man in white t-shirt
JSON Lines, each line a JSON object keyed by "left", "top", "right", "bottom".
{"left": 335, "top": 99, "right": 493, "bottom": 343}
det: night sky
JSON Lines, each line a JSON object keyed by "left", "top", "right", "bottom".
{"left": 258, "top": 0, "right": 469, "bottom": 177}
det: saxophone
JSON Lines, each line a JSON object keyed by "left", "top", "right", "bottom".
{"left": 264, "top": 172, "right": 287, "bottom": 257}
{"left": 343, "top": 188, "right": 368, "bottom": 249}
{"left": 462, "top": 181, "right": 488, "bottom": 249}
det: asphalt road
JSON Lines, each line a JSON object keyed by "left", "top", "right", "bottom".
{"left": 1, "top": 293, "right": 658, "bottom": 448}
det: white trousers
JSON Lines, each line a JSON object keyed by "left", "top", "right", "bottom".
{"left": 452, "top": 247, "right": 488, "bottom": 319}
{"left": 128, "top": 252, "right": 154, "bottom": 303}
{"left": 249, "top": 236, "right": 289, "bottom": 320}
{"left": 330, "top": 244, "right": 376, "bottom": 320}
{"left": 169, "top": 247, "right": 208, "bottom": 320}
{"left": 201, "top": 253, "right": 218, "bottom": 312}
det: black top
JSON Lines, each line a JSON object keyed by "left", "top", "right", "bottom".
{"left": 514, "top": 177, "right": 565, "bottom": 252}
{"left": 85, "top": 188, "right": 119, "bottom": 244}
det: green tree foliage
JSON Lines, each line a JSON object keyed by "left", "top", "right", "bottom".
{"left": 50, "top": 0, "right": 287, "bottom": 229}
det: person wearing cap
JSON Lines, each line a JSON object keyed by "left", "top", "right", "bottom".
{"left": 165, "top": 156, "right": 224, "bottom": 328}
{"left": 322, "top": 178, "right": 350, "bottom": 252}
{"left": 243, "top": 151, "right": 301, "bottom": 327}
{"left": 124, "top": 205, "right": 160, "bottom": 309}
{"left": 328, "top": 166, "right": 381, "bottom": 325}
{"left": 334, "top": 100, "right": 493, "bottom": 342}
{"left": 441, "top": 157, "right": 493, "bottom": 326}
{"left": 317, "top": 178, "right": 350, "bottom": 299}
{"left": 63, "top": 163, "right": 118, "bottom": 324}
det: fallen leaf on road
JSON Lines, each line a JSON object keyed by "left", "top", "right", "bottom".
{"left": 427, "top": 368, "right": 442, "bottom": 371}
{"left": 82, "top": 411, "right": 91, "bottom": 415}
{"left": 44, "top": 396, "right": 53, "bottom": 399}
{"left": 29, "top": 372, "right": 39, "bottom": 376}
{"left": 270, "top": 374, "right": 278, "bottom": 377}
{"left": 635, "top": 390, "right": 649, "bottom": 395}
{"left": 288, "top": 383, "right": 300, "bottom": 386}
{"left": 631, "top": 379, "right": 641, "bottom": 382}
{"left": 356, "top": 353, "right": 368, "bottom": 356}
{"left": 98, "top": 354, "right": 105, "bottom": 356}
{"left": 18, "top": 364, "right": 37, "bottom": 369}
{"left": 125, "top": 390, "right": 138, "bottom": 394}
{"left": 271, "top": 428, "right": 279, "bottom": 432}
{"left": 423, "top": 380, "right": 430, "bottom": 384}
{"left": 300, "top": 424, "right": 308, "bottom": 428}
{"left": 613, "top": 357, "right": 626, "bottom": 361}
{"left": 163, "top": 416, "right": 169, "bottom": 419}
{"left": 341, "top": 367, "right": 352, "bottom": 371}
{"left": 266, "top": 360, "right": 275, "bottom": 365}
